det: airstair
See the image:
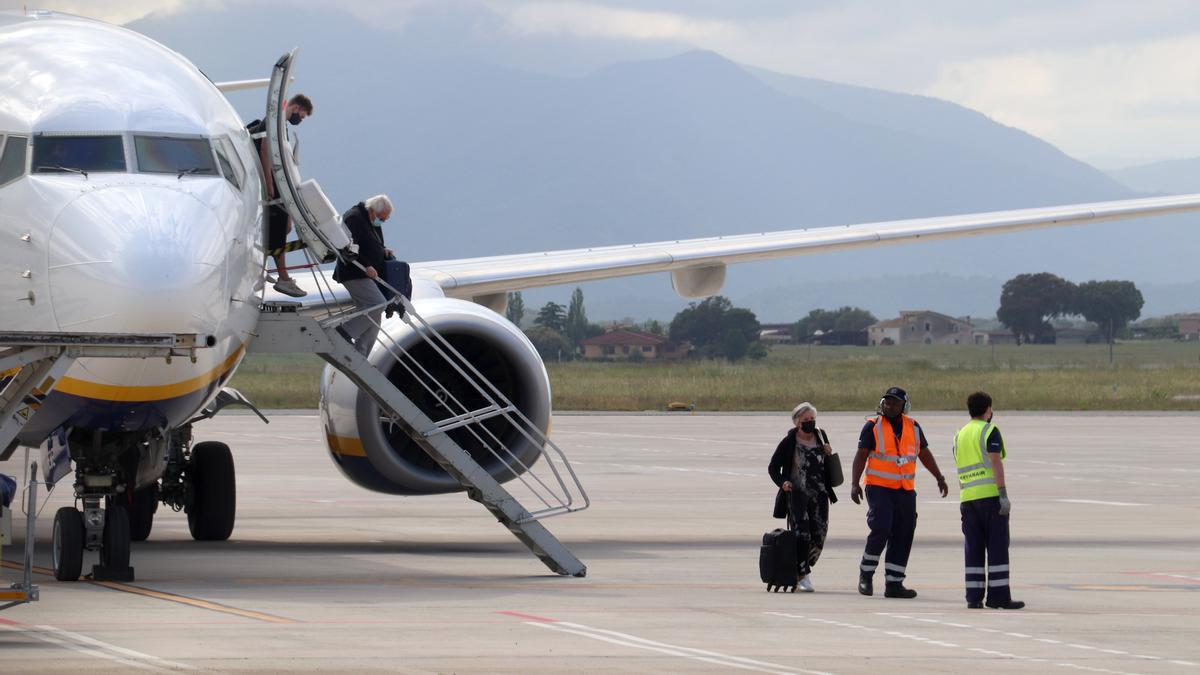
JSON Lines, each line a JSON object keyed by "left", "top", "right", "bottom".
{"left": 253, "top": 48, "right": 589, "bottom": 576}
{"left": 0, "top": 331, "right": 208, "bottom": 609}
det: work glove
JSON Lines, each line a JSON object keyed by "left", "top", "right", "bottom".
{"left": 850, "top": 483, "right": 863, "bottom": 505}
{"left": 998, "top": 487, "right": 1011, "bottom": 516}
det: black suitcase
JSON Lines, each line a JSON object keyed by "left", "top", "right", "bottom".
{"left": 759, "top": 526, "right": 798, "bottom": 592}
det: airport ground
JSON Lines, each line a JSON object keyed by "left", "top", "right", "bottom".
{"left": 1, "top": 412, "right": 1198, "bottom": 673}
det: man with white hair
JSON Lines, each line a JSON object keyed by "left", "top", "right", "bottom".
{"left": 333, "top": 195, "right": 394, "bottom": 355}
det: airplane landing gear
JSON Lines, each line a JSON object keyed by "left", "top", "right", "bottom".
{"left": 50, "top": 500, "right": 133, "bottom": 582}
{"left": 187, "top": 441, "right": 236, "bottom": 541}
{"left": 51, "top": 507, "right": 83, "bottom": 581}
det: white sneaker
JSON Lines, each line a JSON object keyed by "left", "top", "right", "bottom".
{"left": 798, "top": 574, "right": 814, "bottom": 592}
{"left": 273, "top": 278, "right": 307, "bottom": 298}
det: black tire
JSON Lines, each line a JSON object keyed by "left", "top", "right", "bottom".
{"left": 128, "top": 484, "right": 158, "bottom": 542}
{"left": 52, "top": 507, "right": 84, "bottom": 581}
{"left": 188, "top": 441, "right": 236, "bottom": 541}
{"left": 101, "top": 505, "right": 131, "bottom": 569}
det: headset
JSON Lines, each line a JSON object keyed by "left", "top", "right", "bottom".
{"left": 877, "top": 393, "right": 911, "bottom": 415}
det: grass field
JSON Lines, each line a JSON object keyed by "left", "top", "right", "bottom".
{"left": 227, "top": 341, "right": 1200, "bottom": 411}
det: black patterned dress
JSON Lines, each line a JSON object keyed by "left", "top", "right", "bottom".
{"left": 788, "top": 432, "right": 831, "bottom": 576}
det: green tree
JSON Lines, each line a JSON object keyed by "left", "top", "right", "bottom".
{"left": 524, "top": 325, "right": 573, "bottom": 361}
{"left": 997, "top": 273, "right": 1075, "bottom": 344}
{"left": 669, "top": 296, "right": 762, "bottom": 360}
{"left": 642, "top": 319, "right": 665, "bottom": 336}
{"left": 793, "top": 306, "right": 876, "bottom": 341}
{"left": 565, "top": 287, "right": 589, "bottom": 347}
{"left": 1074, "top": 280, "right": 1144, "bottom": 343}
{"left": 534, "top": 301, "right": 567, "bottom": 334}
{"left": 505, "top": 291, "right": 525, "bottom": 327}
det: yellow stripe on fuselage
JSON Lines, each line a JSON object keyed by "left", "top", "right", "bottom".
{"left": 52, "top": 344, "right": 246, "bottom": 402}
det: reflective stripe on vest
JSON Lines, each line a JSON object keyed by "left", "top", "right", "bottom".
{"left": 953, "top": 419, "right": 1005, "bottom": 502}
{"left": 864, "top": 415, "right": 918, "bottom": 490}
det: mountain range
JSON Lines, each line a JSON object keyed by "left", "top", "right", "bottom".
{"left": 128, "top": 4, "right": 1198, "bottom": 322}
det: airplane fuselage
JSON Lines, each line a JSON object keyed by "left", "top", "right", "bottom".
{"left": 0, "top": 13, "right": 264, "bottom": 441}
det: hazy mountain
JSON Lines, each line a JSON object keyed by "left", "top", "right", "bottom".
{"left": 128, "top": 4, "right": 1197, "bottom": 322}
{"left": 1107, "top": 158, "right": 1200, "bottom": 195}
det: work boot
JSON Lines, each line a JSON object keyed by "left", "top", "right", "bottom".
{"left": 985, "top": 599, "right": 1025, "bottom": 610}
{"left": 967, "top": 601, "right": 984, "bottom": 609}
{"left": 858, "top": 574, "right": 873, "bottom": 596}
{"left": 884, "top": 582, "right": 918, "bottom": 599}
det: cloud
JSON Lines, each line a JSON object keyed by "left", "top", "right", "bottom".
{"left": 501, "top": 1, "right": 736, "bottom": 42}
{"left": 925, "top": 33, "right": 1200, "bottom": 162}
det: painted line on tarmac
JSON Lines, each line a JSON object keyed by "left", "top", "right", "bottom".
{"left": 768, "top": 611, "right": 1139, "bottom": 674}
{"left": 0, "top": 559, "right": 299, "bottom": 624}
{"left": 502, "top": 612, "right": 829, "bottom": 674}
{"left": 877, "top": 612, "right": 1196, "bottom": 668}
{"left": 571, "top": 460, "right": 758, "bottom": 477}
{"left": 1056, "top": 499, "right": 1147, "bottom": 507}
{"left": 0, "top": 616, "right": 190, "bottom": 671}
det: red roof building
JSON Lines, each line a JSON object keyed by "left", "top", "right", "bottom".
{"left": 580, "top": 330, "right": 688, "bottom": 361}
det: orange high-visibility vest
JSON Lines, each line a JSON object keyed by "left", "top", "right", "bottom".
{"left": 864, "top": 415, "right": 919, "bottom": 490}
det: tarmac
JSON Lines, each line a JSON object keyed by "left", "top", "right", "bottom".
{"left": 1, "top": 411, "right": 1197, "bottom": 673}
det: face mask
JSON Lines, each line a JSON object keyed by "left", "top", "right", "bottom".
{"left": 372, "top": 217, "right": 384, "bottom": 228}
{"left": 799, "top": 420, "right": 817, "bottom": 434}
{"left": 288, "top": 111, "right": 302, "bottom": 126}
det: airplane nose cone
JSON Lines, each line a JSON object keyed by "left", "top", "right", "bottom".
{"left": 47, "top": 185, "right": 228, "bottom": 334}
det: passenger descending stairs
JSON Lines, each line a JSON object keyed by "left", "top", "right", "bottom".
{"left": 259, "top": 46, "right": 588, "bottom": 576}
{"left": 251, "top": 303, "right": 590, "bottom": 577}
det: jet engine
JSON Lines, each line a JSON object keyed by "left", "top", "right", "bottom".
{"left": 319, "top": 297, "right": 551, "bottom": 495}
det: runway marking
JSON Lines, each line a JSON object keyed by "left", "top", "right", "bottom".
{"left": 0, "top": 616, "right": 191, "bottom": 671}
{"left": 1056, "top": 499, "right": 1147, "bottom": 507}
{"left": 571, "top": 460, "right": 758, "bottom": 478}
{"left": 771, "top": 612, "right": 1141, "bottom": 674}
{"left": 505, "top": 612, "right": 829, "bottom": 674}
{"left": 0, "top": 559, "right": 298, "bottom": 624}
{"left": 878, "top": 612, "right": 1195, "bottom": 668}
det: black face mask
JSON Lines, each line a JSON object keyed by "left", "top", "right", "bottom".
{"left": 799, "top": 420, "right": 817, "bottom": 434}
{"left": 288, "top": 112, "right": 302, "bottom": 126}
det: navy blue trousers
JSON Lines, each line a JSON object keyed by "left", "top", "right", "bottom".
{"left": 961, "top": 496, "right": 1011, "bottom": 604}
{"left": 859, "top": 485, "right": 917, "bottom": 584}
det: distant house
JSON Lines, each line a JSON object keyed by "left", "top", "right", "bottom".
{"left": 759, "top": 324, "right": 795, "bottom": 345}
{"left": 867, "top": 310, "right": 979, "bottom": 346}
{"left": 581, "top": 330, "right": 687, "bottom": 361}
{"left": 1179, "top": 314, "right": 1200, "bottom": 341}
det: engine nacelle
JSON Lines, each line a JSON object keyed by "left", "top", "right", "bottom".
{"left": 320, "top": 297, "right": 551, "bottom": 495}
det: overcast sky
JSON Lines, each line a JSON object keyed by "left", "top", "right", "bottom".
{"left": 10, "top": 0, "right": 1200, "bottom": 166}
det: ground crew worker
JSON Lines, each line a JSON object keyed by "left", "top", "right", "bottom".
{"left": 954, "top": 391, "right": 1024, "bottom": 609}
{"left": 850, "top": 387, "right": 948, "bottom": 598}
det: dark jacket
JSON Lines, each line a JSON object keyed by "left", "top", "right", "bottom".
{"left": 333, "top": 202, "right": 386, "bottom": 283}
{"left": 768, "top": 428, "right": 838, "bottom": 518}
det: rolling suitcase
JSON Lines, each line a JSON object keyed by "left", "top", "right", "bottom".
{"left": 760, "top": 501, "right": 798, "bottom": 592}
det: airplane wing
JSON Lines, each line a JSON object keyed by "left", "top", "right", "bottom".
{"left": 272, "top": 193, "right": 1200, "bottom": 308}
{"left": 418, "top": 193, "right": 1200, "bottom": 300}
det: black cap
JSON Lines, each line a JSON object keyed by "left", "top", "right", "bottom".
{"left": 882, "top": 387, "right": 908, "bottom": 402}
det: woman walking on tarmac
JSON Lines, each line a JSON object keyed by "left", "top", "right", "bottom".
{"left": 768, "top": 403, "right": 838, "bottom": 592}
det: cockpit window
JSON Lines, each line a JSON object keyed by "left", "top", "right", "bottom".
{"left": 33, "top": 135, "right": 125, "bottom": 174}
{"left": 213, "top": 137, "right": 243, "bottom": 190}
{"left": 0, "top": 135, "right": 28, "bottom": 187}
{"left": 133, "top": 135, "right": 217, "bottom": 176}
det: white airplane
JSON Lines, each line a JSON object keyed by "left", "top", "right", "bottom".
{"left": 2, "top": 11, "right": 1199, "bottom": 581}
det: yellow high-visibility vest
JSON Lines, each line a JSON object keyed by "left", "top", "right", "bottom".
{"left": 953, "top": 419, "right": 1005, "bottom": 502}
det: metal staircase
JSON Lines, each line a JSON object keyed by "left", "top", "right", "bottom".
{"left": 251, "top": 299, "right": 590, "bottom": 576}
{"left": 259, "top": 47, "right": 589, "bottom": 576}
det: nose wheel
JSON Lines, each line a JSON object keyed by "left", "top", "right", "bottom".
{"left": 52, "top": 507, "right": 84, "bottom": 581}
{"left": 50, "top": 503, "right": 133, "bottom": 582}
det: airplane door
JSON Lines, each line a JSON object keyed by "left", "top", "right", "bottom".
{"left": 264, "top": 49, "right": 350, "bottom": 263}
